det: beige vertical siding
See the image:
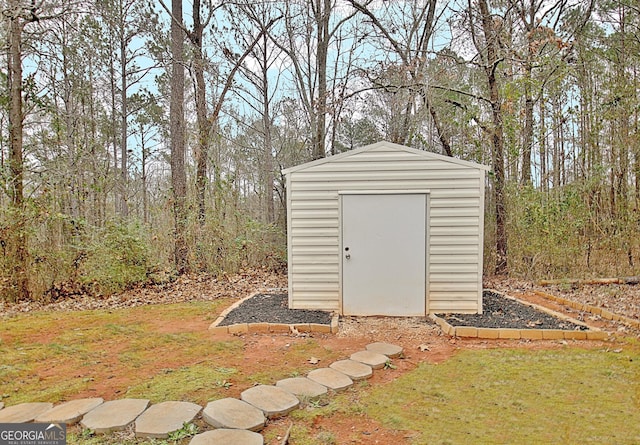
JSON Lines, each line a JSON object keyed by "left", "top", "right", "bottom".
{"left": 284, "top": 141, "right": 488, "bottom": 313}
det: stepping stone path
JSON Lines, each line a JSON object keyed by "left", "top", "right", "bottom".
{"left": 190, "top": 429, "right": 264, "bottom": 445}
{"left": 81, "top": 398, "right": 150, "bottom": 434}
{"left": 350, "top": 350, "right": 389, "bottom": 369}
{"left": 241, "top": 385, "right": 300, "bottom": 418}
{"left": 0, "top": 342, "right": 402, "bottom": 445}
{"left": 366, "top": 341, "right": 403, "bottom": 358}
{"left": 307, "top": 367, "right": 354, "bottom": 391}
{"left": 135, "top": 401, "right": 202, "bottom": 439}
{"left": 202, "top": 398, "right": 265, "bottom": 431}
{"left": 330, "top": 359, "right": 374, "bottom": 380}
{"left": 0, "top": 402, "right": 53, "bottom": 423}
{"left": 35, "top": 398, "right": 104, "bottom": 425}
{"left": 276, "top": 377, "right": 328, "bottom": 399}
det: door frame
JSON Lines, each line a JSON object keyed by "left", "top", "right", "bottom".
{"left": 338, "top": 190, "right": 431, "bottom": 316}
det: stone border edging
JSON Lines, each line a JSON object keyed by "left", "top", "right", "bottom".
{"left": 208, "top": 291, "right": 339, "bottom": 335}
{"left": 430, "top": 289, "right": 609, "bottom": 340}
{"left": 532, "top": 290, "right": 640, "bottom": 330}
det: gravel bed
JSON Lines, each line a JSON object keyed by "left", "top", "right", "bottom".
{"left": 438, "top": 290, "right": 588, "bottom": 330}
{"left": 219, "top": 290, "right": 585, "bottom": 331}
{"left": 218, "top": 293, "right": 333, "bottom": 326}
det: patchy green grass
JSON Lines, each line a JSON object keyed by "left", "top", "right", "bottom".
{"left": 125, "top": 364, "right": 238, "bottom": 404}
{"left": 360, "top": 347, "right": 640, "bottom": 444}
{"left": 0, "top": 300, "right": 236, "bottom": 405}
{"left": 0, "top": 299, "right": 346, "bottom": 445}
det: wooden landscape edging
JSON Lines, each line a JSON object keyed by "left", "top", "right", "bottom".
{"left": 532, "top": 290, "right": 640, "bottom": 330}
{"left": 209, "top": 292, "right": 339, "bottom": 335}
{"left": 430, "top": 290, "right": 610, "bottom": 340}
{"left": 539, "top": 276, "right": 640, "bottom": 286}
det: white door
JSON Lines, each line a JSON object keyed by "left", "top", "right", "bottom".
{"left": 342, "top": 193, "right": 426, "bottom": 316}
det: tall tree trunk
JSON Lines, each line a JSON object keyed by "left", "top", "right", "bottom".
{"left": 312, "top": 0, "right": 330, "bottom": 160}
{"left": 477, "top": 0, "right": 508, "bottom": 275}
{"left": 120, "top": 34, "right": 129, "bottom": 217}
{"left": 521, "top": 61, "right": 534, "bottom": 185}
{"left": 109, "top": 51, "right": 118, "bottom": 215}
{"left": 170, "top": 0, "right": 188, "bottom": 273}
{"left": 7, "top": 0, "right": 29, "bottom": 300}
{"left": 539, "top": 94, "right": 547, "bottom": 192}
{"left": 140, "top": 121, "right": 149, "bottom": 225}
{"left": 261, "top": 32, "right": 275, "bottom": 223}
{"left": 428, "top": 104, "right": 453, "bottom": 157}
{"left": 190, "top": 0, "right": 208, "bottom": 225}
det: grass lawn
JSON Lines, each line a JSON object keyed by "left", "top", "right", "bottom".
{"left": 359, "top": 347, "right": 640, "bottom": 445}
{"left": 1, "top": 304, "right": 639, "bottom": 444}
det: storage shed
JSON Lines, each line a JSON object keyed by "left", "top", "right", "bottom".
{"left": 283, "top": 141, "right": 489, "bottom": 315}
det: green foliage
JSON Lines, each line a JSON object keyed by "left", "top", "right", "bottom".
{"left": 486, "top": 180, "right": 640, "bottom": 279}
{"left": 190, "top": 211, "right": 286, "bottom": 275}
{"left": 383, "top": 359, "right": 396, "bottom": 370}
{"left": 78, "top": 221, "right": 151, "bottom": 295}
{"left": 167, "top": 423, "right": 197, "bottom": 441}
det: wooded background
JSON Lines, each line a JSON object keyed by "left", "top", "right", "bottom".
{"left": 1, "top": 0, "right": 639, "bottom": 301}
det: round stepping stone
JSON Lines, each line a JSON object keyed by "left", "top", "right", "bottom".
{"left": 190, "top": 429, "right": 263, "bottom": 445}
{"left": 276, "top": 377, "right": 328, "bottom": 399}
{"left": 329, "top": 359, "right": 372, "bottom": 380}
{"left": 202, "top": 398, "right": 265, "bottom": 431}
{"left": 307, "top": 368, "right": 353, "bottom": 391}
{"left": 135, "top": 401, "right": 201, "bottom": 439}
{"left": 350, "top": 350, "right": 389, "bottom": 370}
{"left": 240, "top": 385, "right": 299, "bottom": 418}
{"left": 35, "top": 398, "right": 103, "bottom": 425}
{"left": 81, "top": 398, "right": 149, "bottom": 434}
{"left": 366, "top": 342, "right": 403, "bottom": 358}
{"left": 0, "top": 402, "right": 53, "bottom": 423}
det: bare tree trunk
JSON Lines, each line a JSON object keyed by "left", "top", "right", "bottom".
{"left": 120, "top": 34, "right": 129, "bottom": 217}
{"left": 539, "top": 94, "right": 547, "bottom": 192}
{"left": 170, "top": 0, "right": 188, "bottom": 273}
{"left": 190, "top": 0, "right": 208, "bottom": 225}
{"left": 428, "top": 105, "right": 453, "bottom": 157}
{"left": 521, "top": 62, "right": 534, "bottom": 186}
{"left": 140, "top": 121, "right": 149, "bottom": 225}
{"left": 6, "top": 0, "right": 29, "bottom": 300}
{"left": 109, "top": 51, "right": 118, "bottom": 215}
{"left": 313, "top": 0, "right": 330, "bottom": 159}
{"left": 261, "top": 35, "right": 275, "bottom": 223}
{"left": 477, "top": 0, "right": 508, "bottom": 275}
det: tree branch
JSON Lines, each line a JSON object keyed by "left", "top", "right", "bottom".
{"left": 210, "top": 15, "right": 283, "bottom": 123}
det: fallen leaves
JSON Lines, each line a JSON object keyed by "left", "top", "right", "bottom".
{"left": 485, "top": 276, "right": 640, "bottom": 335}
{"left": 0, "top": 270, "right": 288, "bottom": 318}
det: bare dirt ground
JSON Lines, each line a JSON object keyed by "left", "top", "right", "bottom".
{"left": 2, "top": 271, "right": 639, "bottom": 444}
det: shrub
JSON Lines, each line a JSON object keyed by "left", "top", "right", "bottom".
{"left": 78, "top": 221, "right": 151, "bottom": 296}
